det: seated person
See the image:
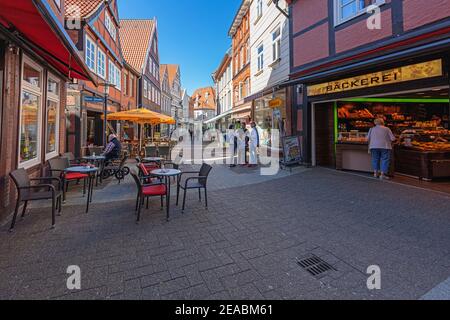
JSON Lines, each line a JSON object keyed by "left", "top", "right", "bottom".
{"left": 102, "top": 134, "right": 122, "bottom": 162}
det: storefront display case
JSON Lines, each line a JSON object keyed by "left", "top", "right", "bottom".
{"left": 335, "top": 99, "right": 450, "bottom": 179}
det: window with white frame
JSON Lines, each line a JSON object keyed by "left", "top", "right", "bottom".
{"left": 46, "top": 74, "right": 60, "bottom": 159}
{"left": 97, "top": 49, "right": 106, "bottom": 79}
{"left": 335, "top": 0, "right": 384, "bottom": 24}
{"left": 19, "top": 56, "right": 43, "bottom": 168}
{"left": 257, "top": 44, "right": 264, "bottom": 72}
{"left": 108, "top": 61, "right": 115, "bottom": 86}
{"left": 104, "top": 12, "right": 116, "bottom": 40}
{"left": 85, "top": 36, "right": 96, "bottom": 72}
{"left": 272, "top": 27, "right": 281, "bottom": 62}
{"left": 144, "top": 79, "right": 148, "bottom": 98}
{"left": 108, "top": 61, "right": 121, "bottom": 90}
{"left": 256, "top": 0, "right": 263, "bottom": 19}
{"left": 115, "top": 67, "right": 121, "bottom": 90}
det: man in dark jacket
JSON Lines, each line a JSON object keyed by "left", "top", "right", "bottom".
{"left": 103, "top": 134, "right": 122, "bottom": 162}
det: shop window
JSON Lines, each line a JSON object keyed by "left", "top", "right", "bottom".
{"left": 45, "top": 75, "right": 60, "bottom": 159}
{"left": 19, "top": 57, "right": 43, "bottom": 168}
{"left": 85, "top": 36, "right": 96, "bottom": 72}
{"left": 23, "top": 62, "right": 41, "bottom": 88}
{"left": 335, "top": 0, "right": 385, "bottom": 25}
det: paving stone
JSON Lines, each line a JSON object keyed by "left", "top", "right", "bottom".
{"left": 2, "top": 166, "right": 450, "bottom": 300}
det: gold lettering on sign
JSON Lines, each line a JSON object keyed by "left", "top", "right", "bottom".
{"left": 307, "top": 59, "right": 443, "bottom": 96}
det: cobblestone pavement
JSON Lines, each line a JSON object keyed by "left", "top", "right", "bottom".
{"left": 0, "top": 167, "right": 449, "bottom": 300}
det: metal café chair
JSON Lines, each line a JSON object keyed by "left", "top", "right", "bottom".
{"left": 131, "top": 172, "right": 167, "bottom": 223}
{"left": 62, "top": 152, "right": 85, "bottom": 165}
{"left": 48, "top": 157, "right": 89, "bottom": 201}
{"left": 176, "top": 163, "right": 212, "bottom": 212}
{"left": 9, "top": 169, "right": 62, "bottom": 231}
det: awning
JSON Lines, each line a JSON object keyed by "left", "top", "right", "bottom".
{"left": 204, "top": 109, "right": 233, "bottom": 124}
{"left": 0, "top": 0, "right": 96, "bottom": 83}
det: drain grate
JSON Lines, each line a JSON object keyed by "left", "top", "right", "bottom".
{"left": 297, "top": 255, "right": 336, "bottom": 278}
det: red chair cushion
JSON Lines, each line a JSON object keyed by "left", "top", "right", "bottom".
{"left": 142, "top": 184, "right": 167, "bottom": 196}
{"left": 144, "top": 164, "right": 159, "bottom": 171}
{"left": 65, "top": 172, "right": 89, "bottom": 180}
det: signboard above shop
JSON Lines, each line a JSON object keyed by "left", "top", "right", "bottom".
{"left": 268, "top": 98, "right": 284, "bottom": 108}
{"left": 307, "top": 59, "right": 443, "bottom": 97}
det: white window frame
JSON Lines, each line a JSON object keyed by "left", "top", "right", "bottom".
{"left": 115, "top": 67, "right": 121, "bottom": 91}
{"left": 85, "top": 36, "right": 97, "bottom": 73}
{"left": 97, "top": 48, "right": 106, "bottom": 79}
{"left": 19, "top": 55, "right": 43, "bottom": 169}
{"left": 144, "top": 79, "right": 148, "bottom": 98}
{"left": 105, "top": 11, "right": 116, "bottom": 41}
{"left": 108, "top": 60, "right": 115, "bottom": 88}
{"left": 334, "top": 0, "right": 386, "bottom": 26}
{"left": 257, "top": 44, "right": 264, "bottom": 72}
{"left": 256, "top": 0, "right": 263, "bottom": 19}
{"left": 45, "top": 73, "right": 60, "bottom": 161}
{"left": 272, "top": 26, "right": 281, "bottom": 62}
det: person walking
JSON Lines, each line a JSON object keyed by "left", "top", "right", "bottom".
{"left": 241, "top": 122, "right": 249, "bottom": 165}
{"left": 227, "top": 125, "right": 237, "bottom": 167}
{"left": 249, "top": 122, "right": 260, "bottom": 168}
{"left": 236, "top": 126, "right": 247, "bottom": 166}
{"left": 368, "top": 118, "right": 396, "bottom": 180}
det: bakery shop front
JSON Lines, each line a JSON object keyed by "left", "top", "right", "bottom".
{"left": 308, "top": 55, "right": 450, "bottom": 185}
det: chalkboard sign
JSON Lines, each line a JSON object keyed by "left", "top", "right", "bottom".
{"left": 282, "top": 136, "right": 302, "bottom": 165}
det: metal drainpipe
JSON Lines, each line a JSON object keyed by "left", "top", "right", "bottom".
{"left": 273, "top": 0, "right": 289, "bottom": 19}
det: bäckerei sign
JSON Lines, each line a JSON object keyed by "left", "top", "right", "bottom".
{"left": 307, "top": 59, "right": 443, "bottom": 97}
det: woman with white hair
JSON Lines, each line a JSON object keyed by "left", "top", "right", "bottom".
{"left": 367, "top": 118, "right": 396, "bottom": 180}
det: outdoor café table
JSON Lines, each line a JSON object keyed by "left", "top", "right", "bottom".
{"left": 151, "top": 168, "right": 181, "bottom": 221}
{"left": 64, "top": 166, "right": 99, "bottom": 213}
{"left": 82, "top": 155, "right": 106, "bottom": 185}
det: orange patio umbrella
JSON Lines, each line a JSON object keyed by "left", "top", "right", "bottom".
{"left": 104, "top": 108, "right": 176, "bottom": 149}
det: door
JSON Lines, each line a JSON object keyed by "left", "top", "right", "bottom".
{"left": 313, "top": 102, "right": 336, "bottom": 167}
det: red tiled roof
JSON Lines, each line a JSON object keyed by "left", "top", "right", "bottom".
{"left": 192, "top": 87, "right": 216, "bottom": 111}
{"left": 161, "top": 64, "right": 179, "bottom": 87}
{"left": 119, "top": 19, "right": 154, "bottom": 72}
{"left": 64, "top": 0, "right": 103, "bottom": 19}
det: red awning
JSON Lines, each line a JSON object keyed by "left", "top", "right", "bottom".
{"left": 0, "top": 0, "right": 96, "bottom": 84}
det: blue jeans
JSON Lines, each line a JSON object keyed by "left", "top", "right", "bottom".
{"left": 370, "top": 149, "right": 391, "bottom": 174}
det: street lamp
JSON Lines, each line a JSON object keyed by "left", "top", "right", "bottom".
{"left": 98, "top": 82, "right": 116, "bottom": 147}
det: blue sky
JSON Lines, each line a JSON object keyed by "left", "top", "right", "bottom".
{"left": 119, "top": 0, "right": 242, "bottom": 95}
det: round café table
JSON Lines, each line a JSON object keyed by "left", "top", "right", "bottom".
{"left": 64, "top": 166, "right": 99, "bottom": 213}
{"left": 82, "top": 155, "right": 106, "bottom": 185}
{"left": 151, "top": 169, "right": 181, "bottom": 221}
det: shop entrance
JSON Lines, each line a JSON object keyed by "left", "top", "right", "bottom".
{"left": 314, "top": 86, "right": 450, "bottom": 191}
{"left": 86, "top": 111, "right": 103, "bottom": 147}
{"left": 313, "top": 102, "right": 335, "bottom": 167}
